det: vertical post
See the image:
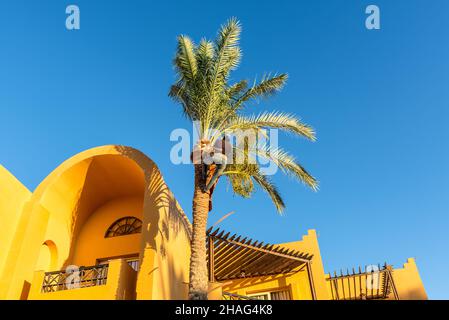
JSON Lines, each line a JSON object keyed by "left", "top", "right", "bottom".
{"left": 377, "top": 263, "right": 381, "bottom": 298}
{"left": 329, "top": 278, "right": 335, "bottom": 300}
{"left": 347, "top": 269, "right": 351, "bottom": 299}
{"left": 352, "top": 268, "right": 357, "bottom": 299}
{"left": 386, "top": 265, "right": 400, "bottom": 300}
{"left": 358, "top": 266, "right": 363, "bottom": 299}
{"left": 334, "top": 272, "right": 340, "bottom": 300}
{"left": 341, "top": 270, "right": 346, "bottom": 299}
{"left": 306, "top": 261, "right": 317, "bottom": 300}
{"left": 208, "top": 236, "right": 215, "bottom": 282}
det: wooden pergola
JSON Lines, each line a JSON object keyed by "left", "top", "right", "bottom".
{"left": 206, "top": 227, "right": 317, "bottom": 299}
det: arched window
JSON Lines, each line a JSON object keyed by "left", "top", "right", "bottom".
{"left": 105, "top": 216, "right": 142, "bottom": 238}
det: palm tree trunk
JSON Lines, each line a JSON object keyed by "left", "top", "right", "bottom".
{"left": 188, "top": 164, "right": 212, "bottom": 300}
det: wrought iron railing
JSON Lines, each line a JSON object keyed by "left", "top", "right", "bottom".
{"left": 41, "top": 264, "right": 109, "bottom": 293}
{"left": 222, "top": 291, "right": 257, "bottom": 300}
{"left": 326, "top": 264, "right": 399, "bottom": 300}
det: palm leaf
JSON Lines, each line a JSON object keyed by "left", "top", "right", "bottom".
{"left": 227, "top": 80, "right": 248, "bottom": 99}
{"left": 256, "top": 145, "right": 318, "bottom": 191}
{"left": 222, "top": 112, "right": 316, "bottom": 141}
{"left": 233, "top": 73, "right": 288, "bottom": 109}
{"left": 252, "top": 173, "right": 285, "bottom": 213}
{"left": 223, "top": 163, "right": 285, "bottom": 213}
{"left": 174, "top": 35, "right": 198, "bottom": 81}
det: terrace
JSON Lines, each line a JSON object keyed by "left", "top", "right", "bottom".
{"left": 28, "top": 259, "right": 137, "bottom": 300}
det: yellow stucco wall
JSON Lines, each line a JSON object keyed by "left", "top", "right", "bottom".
{"left": 392, "top": 258, "right": 428, "bottom": 300}
{"left": 0, "top": 165, "right": 31, "bottom": 285}
{"left": 278, "top": 230, "right": 330, "bottom": 300}
{"left": 222, "top": 268, "right": 313, "bottom": 300}
{"left": 72, "top": 196, "right": 143, "bottom": 266}
{"left": 136, "top": 169, "right": 192, "bottom": 300}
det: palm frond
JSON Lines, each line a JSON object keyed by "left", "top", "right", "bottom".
{"left": 252, "top": 173, "right": 285, "bottom": 213}
{"left": 221, "top": 112, "right": 316, "bottom": 141}
{"left": 214, "top": 17, "right": 242, "bottom": 77}
{"left": 210, "top": 18, "right": 242, "bottom": 92}
{"left": 223, "top": 163, "right": 285, "bottom": 213}
{"left": 233, "top": 73, "right": 288, "bottom": 109}
{"left": 256, "top": 145, "right": 318, "bottom": 191}
{"left": 227, "top": 80, "right": 248, "bottom": 99}
{"left": 212, "top": 74, "right": 289, "bottom": 131}
{"left": 228, "top": 142, "right": 317, "bottom": 191}
{"left": 168, "top": 83, "right": 195, "bottom": 120}
{"left": 225, "top": 165, "right": 255, "bottom": 198}
{"left": 168, "top": 83, "right": 186, "bottom": 106}
{"left": 195, "top": 39, "right": 214, "bottom": 87}
{"left": 202, "top": 18, "right": 242, "bottom": 133}
{"left": 174, "top": 35, "right": 198, "bottom": 81}
{"left": 196, "top": 39, "right": 214, "bottom": 66}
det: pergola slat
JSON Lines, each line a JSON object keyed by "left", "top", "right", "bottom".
{"left": 215, "top": 245, "right": 253, "bottom": 275}
{"left": 216, "top": 248, "right": 264, "bottom": 278}
{"left": 217, "top": 246, "right": 267, "bottom": 279}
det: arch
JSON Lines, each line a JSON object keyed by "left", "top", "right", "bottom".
{"left": 35, "top": 241, "right": 58, "bottom": 271}
{"left": 105, "top": 216, "right": 142, "bottom": 238}
{"left": 72, "top": 196, "right": 144, "bottom": 266}
{"left": 4, "top": 145, "right": 192, "bottom": 300}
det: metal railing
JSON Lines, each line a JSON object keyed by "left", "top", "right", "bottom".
{"left": 222, "top": 291, "right": 257, "bottom": 300}
{"left": 326, "top": 264, "right": 399, "bottom": 300}
{"left": 41, "top": 264, "right": 109, "bottom": 293}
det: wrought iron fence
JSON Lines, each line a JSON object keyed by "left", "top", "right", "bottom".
{"left": 222, "top": 291, "right": 256, "bottom": 300}
{"left": 326, "top": 264, "right": 399, "bottom": 300}
{"left": 41, "top": 264, "right": 109, "bottom": 293}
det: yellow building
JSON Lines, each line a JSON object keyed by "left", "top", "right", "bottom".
{"left": 0, "top": 145, "right": 427, "bottom": 300}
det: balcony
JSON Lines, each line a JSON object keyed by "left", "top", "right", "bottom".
{"left": 41, "top": 264, "right": 109, "bottom": 293}
{"left": 28, "top": 259, "right": 137, "bottom": 300}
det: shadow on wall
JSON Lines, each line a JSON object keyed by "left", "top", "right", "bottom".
{"left": 403, "top": 288, "right": 428, "bottom": 300}
{"left": 115, "top": 146, "right": 192, "bottom": 300}
{"left": 62, "top": 152, "right": 146, "bottom": 268}
{"left": 223, "top": 274, "right": 290, "bottom": 292}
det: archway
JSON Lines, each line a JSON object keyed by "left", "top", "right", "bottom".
{"left": 35, "top": 241, "right": 58, "bottom": 272}
{"left": 5, "top": 145, "right": 193, "bottom": 300}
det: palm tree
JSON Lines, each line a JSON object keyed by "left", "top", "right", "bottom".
{"left": 169, "top": 18, "right": 318, "bottom": 300}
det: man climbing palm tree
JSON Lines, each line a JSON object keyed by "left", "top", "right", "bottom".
{"left": 169, "top": 18, "right": 318, "bottom": 300}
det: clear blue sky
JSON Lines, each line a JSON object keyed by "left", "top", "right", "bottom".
{"left": 1, "top": 1, "right": 448, "bottom": 299}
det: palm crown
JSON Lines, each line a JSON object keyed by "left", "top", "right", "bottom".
{"left": 169, "top": 18, "right": 318, "bottom": 212}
